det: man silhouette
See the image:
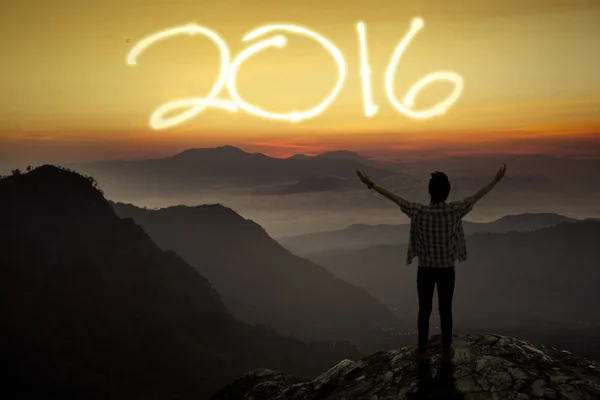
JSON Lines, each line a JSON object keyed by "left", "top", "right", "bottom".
{"left": 356, "top": 165, "right": 506, "bottom": 363}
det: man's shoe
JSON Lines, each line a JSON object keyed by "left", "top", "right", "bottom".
{"left": 440, "top": 347, "right": 455, "bottom": 364}
{"left": 411, "top": 346, "right": 430, "bottom": 362}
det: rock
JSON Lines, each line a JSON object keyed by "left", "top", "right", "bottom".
{"left": 465, "top": 393, "right": 493, "bottom": 400}
{"left": 211, "top": 334, "right": 600, "bottom": 400}
{"left": 558, "top": 384, "right": 592, "bottom": 400}
{"left": 508, "top": 367, "right": 529, "bottom": 381}
{"left": 513, "top": 379, "right": 528, "bottom": 392}
{"left": 487, "top": 371, "right": 512, "bottom": 391}
{"left": 476, "top": 375, "right": 491, "bottom": 391}
{"left": 550, "top": 374, "right": 570, "bottom": 384}
{"left": 457, "top": 376, "right": 483, "bottom": 392}
{"left": 543, "top": 388, "right": 560, "bottom": 399}
{"left": 531, "top": 379, "right": 546, "bottom": 397}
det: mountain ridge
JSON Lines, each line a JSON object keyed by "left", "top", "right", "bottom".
{"left": 0, "top": 165, "right": 361, "bottom": 399}
{"left": 278, "top": 212, "right": 580, "bottom": 256}
{"left": 309, "top": 219, "right": 600, "bottom": 359}
{"left": 64, "top": 145, "right": 411, "bottom": 198}
{"left": 112, "top": 200, "right": 407, "bottom": 352}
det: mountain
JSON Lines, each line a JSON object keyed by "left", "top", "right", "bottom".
{"left": 483, "top": 213, "right": 579, "bottom": 232}
{"left": 66, "top": 146, "right": 406, "bottom": 198}
{"left": 287, "top": 150, "right": 370, "bottom": 162}
{"left": 278, "top": 213, "right": 580, "bottom": 257}
{"left": 310, "top": 221, "right": 600, "bottom": 359}
{"left": 0, "top": 166, "right": 361, "bottom": 399}
{"left": 111, "top": 201, "right": 406, "bottom": 352}
{"left": 212, "top": 333, "right": 600, "bottom": 400}
{"left": 315, "top": 150, "right": 369, "bottom": 161}
{"left": 287, "top": 153, "right": 311, "bottom": 160}
{"left": 278, "top": 223, "right": 410, "bottom": 256}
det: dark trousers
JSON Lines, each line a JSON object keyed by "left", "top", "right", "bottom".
{"left": 417, "top": 267, "right": 455, "bottom": 353}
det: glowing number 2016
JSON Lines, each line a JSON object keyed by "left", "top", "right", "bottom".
{"left": 126, "top": 18, "right": 464, "bottom": 130}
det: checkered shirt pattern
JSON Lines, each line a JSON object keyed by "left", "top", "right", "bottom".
{"left": 398, "top": 197, "right": 477, "bottom": 267}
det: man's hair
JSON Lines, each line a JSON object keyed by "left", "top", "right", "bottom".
{"left": 429, "top": 171, "right": 451, "bottom": 203}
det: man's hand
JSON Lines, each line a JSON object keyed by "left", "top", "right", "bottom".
{"left": 357, "top": 170, "right": 410, "bottom": 207}
{"left": 495, "top": 164, "right": 507, "bottom": 182}
{"left": 470, "top": 164, "right": 507, "bottom": 203}
{"left": 356, "top": 170, "right": 374, "bottom": 189}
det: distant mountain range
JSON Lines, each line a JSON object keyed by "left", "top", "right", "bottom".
{"left": 112, "top": 201, "right": 406, "bottom": 351}
{"left": 310, "top": 220, "right": 600, "bottom": 357}
{"left": 67, "top": 146, "right": 415, "bottom": 198}
{"left": 0, "top": 166, "right": 361, "bottom": 399}
{"left": 61, "top": 146, "right": 600, "bottom": 239}
{"left": 289, "top": 150, "right": 364, "bottom": 160}
{"left": 278, "top": 213, "right": 581, "bottom": 256}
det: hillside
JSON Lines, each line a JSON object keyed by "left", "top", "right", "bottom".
{"left": 311, "top": 221, "right": 600, "bottom": 359}
{"left": 0, "top": 166, "right": 361, "bottom": 399}
{"left": 112, "top": 201, "right": 406, "bottom": 352}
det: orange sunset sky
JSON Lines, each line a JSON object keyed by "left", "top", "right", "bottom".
{"left": 1, "top": 0, "right": 600, "bottom": 168}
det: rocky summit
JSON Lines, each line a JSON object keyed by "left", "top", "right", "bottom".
{"left": 212, "top": 334, "right": 600, "bottom": 400}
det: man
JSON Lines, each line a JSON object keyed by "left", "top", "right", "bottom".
{"left": 356, "top": 165, "right": 507, "bottom": 363}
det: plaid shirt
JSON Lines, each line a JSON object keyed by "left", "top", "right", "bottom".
{"left": 398, "top": 197, "right": 477, "bottom": 267}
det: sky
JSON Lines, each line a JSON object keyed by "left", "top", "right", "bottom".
{"left": 1, "top": 0, "right": 600, "bottom": 167}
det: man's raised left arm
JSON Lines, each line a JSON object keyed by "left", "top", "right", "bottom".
{"left": 356, "top": 170, "right": 418, "bottom": 217}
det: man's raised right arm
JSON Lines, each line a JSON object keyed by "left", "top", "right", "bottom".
{"left": 454, "top": 164, "right": 507, "bottom": 218}
{"left": 469, "top": 164, "right": 506, "bottom": 202}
